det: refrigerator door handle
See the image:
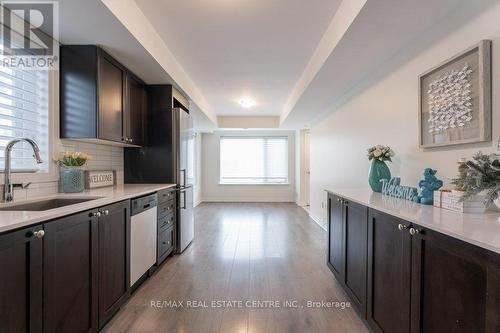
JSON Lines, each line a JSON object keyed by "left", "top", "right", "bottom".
{"left": 180, "top": 190, "right": 187, "bottom": 209}
{"left": 180, "top": 169, "right": 186, "bottom": 187}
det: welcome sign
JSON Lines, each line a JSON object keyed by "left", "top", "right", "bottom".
{"left": 85, "top": 170, "right": 115, "bottom": 189}
{"left": 380, "top": 177, "right": 418, "bottom": 201}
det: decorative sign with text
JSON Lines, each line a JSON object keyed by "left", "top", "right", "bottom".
{"left": 380, "top": 177, "right": 418, "bottom": 202}
{"left": 85, "top": 170, "right": 116, "bottom": 189}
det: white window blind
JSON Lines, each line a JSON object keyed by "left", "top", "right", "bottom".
{"left": 0, "top": 65, "right": 49, "bottom": 172}
{"left": 220, "top": 136, "right": 289, "bottom": 184}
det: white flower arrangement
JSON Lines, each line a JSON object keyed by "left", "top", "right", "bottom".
{"left": 367, "top": 145, "right": 395, "bottom": 162}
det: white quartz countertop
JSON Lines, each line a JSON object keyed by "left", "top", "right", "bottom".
{"left": 0, "top": 184, "right": 176, "bottom": 234}
{"left": 325, "top": 188, "right": 500, "bottom": 255}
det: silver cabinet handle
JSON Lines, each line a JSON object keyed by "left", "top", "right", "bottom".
{"left": 96, "top": 211, "right": 101, "bottom": 217}
{"left": 409, "top": 227, "right": 420, "bottom": 236}
{"left": 102, "top": 210, "right": 109, "bottom": 216}
{"left": 33, "top": 230, "right": 45, "bottom": 238}
{"left": 398, "top": 224, "right": 408, "bottom": 231}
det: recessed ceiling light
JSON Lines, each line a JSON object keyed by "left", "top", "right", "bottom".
{"left": 238, "top": 98, "right": 256, "bottom": 108}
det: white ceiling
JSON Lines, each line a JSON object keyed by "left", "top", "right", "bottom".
{"left": 135, "top": 0, "right": 342, "bottom": 116}
{"left": 280, "top": 0, "right": 494, "bottom": 128}
{"left": 57, "top": 0, "right": 495, "bottom": 129}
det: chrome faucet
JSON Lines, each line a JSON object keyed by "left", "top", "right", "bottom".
{"left": 3, "top": 138, "right": 43, "bottom": 202}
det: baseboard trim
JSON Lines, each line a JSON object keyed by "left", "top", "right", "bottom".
{"left": 309, "top": 212, "right": 327, "bottom": 231}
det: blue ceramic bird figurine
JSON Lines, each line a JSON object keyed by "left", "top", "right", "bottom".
{"left": 415, "top": 168, "right": 443, "bottom": 205}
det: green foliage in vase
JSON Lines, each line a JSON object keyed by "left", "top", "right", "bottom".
{"left": 367, "top": 145, "right": 395, "bottom": 162}
{"left": 53, "top": 151, "right": 92, "bottom": 167}
{"left": 451, "top": 152, "right": 500, "bottom": 205}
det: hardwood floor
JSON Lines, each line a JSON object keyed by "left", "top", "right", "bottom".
{"left": 103, "top": 203, "right": 369, "bottom": 333}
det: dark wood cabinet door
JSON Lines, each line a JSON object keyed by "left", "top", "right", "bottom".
{"left": 98, "top": 200, "right": 130, "bottom": 328}
{"left": 367, "top": 209, "right": 411, "bottom": 333}
{"left": 411, "top": 226, "right": 500, "bottom": 333}
{"left": 158, "top": 225, "right": 175, "bottom": 265}
{"left": 125, "top": 74, "right": 146, "bottom": 146}
{"left": 0, "top": 226, "right": 43, "bottom": 333}
{"left": 43, "top": 210, "right": 99, "bottom": 333}
{"left": 343, "top": 200, "right": 368, "bottom": 317}
{"left": 98, "top": 55, "right": 124, "bottom": 143}
{"left": 327, "top": 193, "right": 344, "bottom": 280}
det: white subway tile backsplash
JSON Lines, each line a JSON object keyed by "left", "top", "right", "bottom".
{"left": 18, "top": 141, "right": 124, "bottom": 199}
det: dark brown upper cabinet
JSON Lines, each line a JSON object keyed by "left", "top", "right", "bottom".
{"left": 124, "top": 73, "right": 146, "bottom": 146}
{"left": 60, "top": 45, "right": 146, "bottom": 147}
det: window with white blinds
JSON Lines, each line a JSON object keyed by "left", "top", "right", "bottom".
{"left": 0, "top": 65, "right": 49, "bottom": 172}
{"left": 220, "top": 136, "right": 289, "bottom": 184}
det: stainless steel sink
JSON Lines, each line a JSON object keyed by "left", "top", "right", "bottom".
{"left": 0, "top": 197, "right": 102, "bottom": 211}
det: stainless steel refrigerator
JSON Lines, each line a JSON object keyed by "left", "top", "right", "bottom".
{"left": 174, "top": 108, "right": 195, "bottom": 252}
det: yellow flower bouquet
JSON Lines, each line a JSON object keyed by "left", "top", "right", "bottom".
{"left": 53, "top": 151, "right": 92, "bottom": 167}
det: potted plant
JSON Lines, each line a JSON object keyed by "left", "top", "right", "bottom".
{"left": 451, "top": 152, "right": 500, "bottom": 209}
{"left": 367, "top": 145, "right": 394, "bottom": 192}
{"left": 53, "top": 152, "right": 92, "bottom": 193}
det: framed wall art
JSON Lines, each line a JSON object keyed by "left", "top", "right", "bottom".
{"left": 418, "top": 40, "right": 491, "bottom": 148}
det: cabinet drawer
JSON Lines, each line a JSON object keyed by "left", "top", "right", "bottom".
{"left": 158, "top": 213, "right": 175, "bottom": 232}
{"left": 158, "top": 200, "right": 176, "bottom": 219}
{"left": 158, "top": 188, "right": 175, "bottom": 204}
{"left": 157, "top": 226, "right": 174, "bottom": 264}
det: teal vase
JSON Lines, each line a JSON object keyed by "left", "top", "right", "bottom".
{"left": 61, "top": 168, "right": 85, "bottom": 193}
{"left": 368, "top": 159, "right": 391, "bottom": 192}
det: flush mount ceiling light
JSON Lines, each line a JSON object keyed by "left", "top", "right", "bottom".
{"left": 238, "top": 98, "right": 256, "bottom": 108}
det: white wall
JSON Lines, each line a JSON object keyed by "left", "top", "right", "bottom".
{"left": 310, "top": 2, "right": 500, "bottom": 228}
{"left": 201, "top": 130, "right": 296, "bottom": 202}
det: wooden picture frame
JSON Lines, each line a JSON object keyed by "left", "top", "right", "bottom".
{"left": 418, "top": 40, "right": 491, "bottom": 148}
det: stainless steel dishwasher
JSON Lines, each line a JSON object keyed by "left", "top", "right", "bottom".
{"left": 130, "top": 193, "right": 158, "bottom": 287}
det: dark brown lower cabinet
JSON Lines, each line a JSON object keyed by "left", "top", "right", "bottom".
{"left": 364, "top": 207, "right": 500, "bottom": 333}
{"left": 367, "top": 209, "right": 412, "bottom": 333}
{"left": 411, "top": 225, "right": 500, "bottom": 333}
{"left": 0, "top": 199, "right": 132, "bottom": 332}
{"left": 343, "top": 199, "right": 368, "bottom": 316}
{"left": 0, "top": 226, "right": 43, "bottom": 333}
{"left": 158, "top": 225, "right": 175, "bottom": 264}
{"left": 327, "top": 193, "right": 368, "bottom": 316}
{"left": 98, "top": 200, "right": 131, "bottom": 328}
{"left": 327, "top": 193, "right": 344, "bottom": 279}
{"left": 44, "top": 210, "right": 99, "bottom": 333}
